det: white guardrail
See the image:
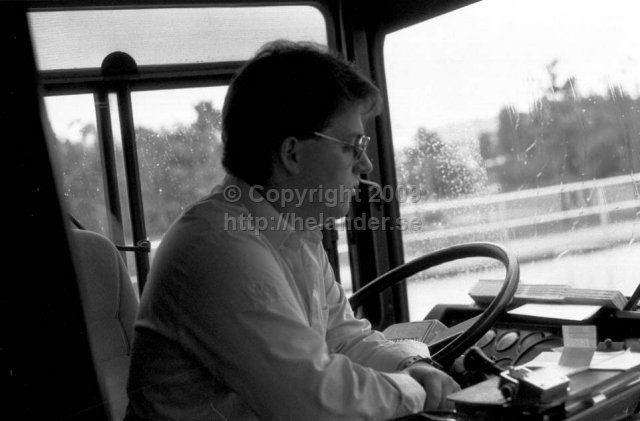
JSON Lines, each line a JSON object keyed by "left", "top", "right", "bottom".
{"left": 337, "top": 174, "right": 640, "bottom": 258}
{"left": 337, "top": 174, "right": 638, "bottom": 293}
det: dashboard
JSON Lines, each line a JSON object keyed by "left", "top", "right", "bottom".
{"left": 404, "top": 304, "right": 640, "bottom": 420}
{"left": 427, "top": 305, "right": 639, "bottom": 368}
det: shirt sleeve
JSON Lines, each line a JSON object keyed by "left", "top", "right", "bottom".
{"left": 166, "top": 229, "right": 426, "bottom": 421}
{"left": 320, "top": 248, "right": 432, "bottom": 374}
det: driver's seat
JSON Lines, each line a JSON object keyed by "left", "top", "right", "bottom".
{"left": 71, "top": 229, "right": 139, "bottom": 421}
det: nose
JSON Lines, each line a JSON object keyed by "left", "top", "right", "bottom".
{"left": 354, "top": 152, "right": 373, "bottom": 174}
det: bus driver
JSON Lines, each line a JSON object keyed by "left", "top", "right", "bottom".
{"left": 125, "top": 40, "right": 460, "bottom": 421}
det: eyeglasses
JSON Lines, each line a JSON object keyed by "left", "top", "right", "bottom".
{"left": 313, "top": 132, "right": 371, "bottom": 161}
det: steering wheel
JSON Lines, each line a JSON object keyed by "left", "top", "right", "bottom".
{"left": 348, "top": 242, "right": 520, "bottom": 368}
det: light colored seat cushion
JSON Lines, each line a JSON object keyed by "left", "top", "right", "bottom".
{"left": 72, "top": 229, "right": 139, "bottom": 421}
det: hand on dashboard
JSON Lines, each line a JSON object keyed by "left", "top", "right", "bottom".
{"left": 402, "top": 362, "right": 461, "bottom": 411}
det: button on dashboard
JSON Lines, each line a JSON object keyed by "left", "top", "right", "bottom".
{"left": 519, "top": 331, "right": 546, "bottom": 352}
{"left": 495, "top": 331, "right": 520, "bottom": 352}
{"left": 476, "top": 329, "right": 497, "bottom": 348}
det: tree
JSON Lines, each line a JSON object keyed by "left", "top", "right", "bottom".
{"left": 136, "top": 100, "right": 225, "bottom": 237}
{"left": 490, "top": 62, "right": 640, "bottom": 193}
{"left": 51, "top": 100, "right": 226, "bottom": 239}
{"left": 397, "top": 128, "right": 487, "bottom": 200}
{"left": 49, "top": 123, "right": 106, "bottom": 234}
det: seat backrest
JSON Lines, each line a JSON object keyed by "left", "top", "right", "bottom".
{"left": 71, "top": 229, "right": 139, "bottom": 421}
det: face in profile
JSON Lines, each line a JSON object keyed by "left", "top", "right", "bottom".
{"left": 295, "top": 104, "right": 373, "bottom": 222}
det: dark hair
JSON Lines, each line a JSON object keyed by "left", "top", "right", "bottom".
{"left": 221, "top": 40, "right": 381, "bottom": 185}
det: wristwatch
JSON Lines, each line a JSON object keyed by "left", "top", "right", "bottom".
{"left": 401, "top": 355, "right": 444, "bottom": 371}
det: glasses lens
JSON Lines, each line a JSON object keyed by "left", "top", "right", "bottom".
{"left": 353, "top": 136, "right": 370, "bottom": 160}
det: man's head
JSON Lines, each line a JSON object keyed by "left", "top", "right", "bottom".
{"left": 222, "top": 40, "right": 381, "bottom": 189}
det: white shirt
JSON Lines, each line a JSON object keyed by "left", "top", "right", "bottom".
{"left": 126, "top": 176, "right": 430, "bottom": 421}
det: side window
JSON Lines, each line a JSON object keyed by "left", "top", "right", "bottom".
{"left": 45, "top": 87, "right": 229, "bottom": 288}
{"left": 45, "top": 94, "right": 107, "bottom": 236}
{"left": 132, "top": 87, "right": 228, "bottom": 260}
{"left": 384, "top": 0, "right": 640, "bottom": 319}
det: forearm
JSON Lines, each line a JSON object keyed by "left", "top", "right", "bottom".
{"left": 324, "top": 281, "right": 430, "bottom": 372}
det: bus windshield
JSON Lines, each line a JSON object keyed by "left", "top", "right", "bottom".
{"left": 384, "top": 0, "right": 639, "bottom": 318}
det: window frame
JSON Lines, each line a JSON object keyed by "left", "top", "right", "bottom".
{"left": 338, "top": 0, "right": 479, "bottom": 326}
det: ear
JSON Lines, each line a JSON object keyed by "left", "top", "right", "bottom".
{"left": 278, "top": 136, "right": 302, "bottom": 175}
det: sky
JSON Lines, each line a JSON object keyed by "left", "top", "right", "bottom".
{"left": 384, "top": 0, "right": 640, "bottom": 146}
{"left": 41, "top": 0, "right": 640, "bottom": 148}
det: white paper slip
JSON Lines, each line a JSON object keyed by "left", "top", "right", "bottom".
{"left": 524, "top": 350, "right": 627, "bottom": 369}
{"left": 591, "top": 350, "right": 640, "bottom": 371}
{"left": 524, "top": 351, "right": 562, "bottom": 368}
{"left": 507, "top": 304, "right": 602, "bottom": 321}
{"left": 592, "top": 350, "right": 627, "bottom": 366}
{"left": 558, "top": 325, "right": 596, "bottom": 370}
{"left": 562, "top": 325, "right": 597, "bottom": 348}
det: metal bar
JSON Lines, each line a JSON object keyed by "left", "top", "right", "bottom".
{"left": 405, "top": 201, "right": 640, "bottom": 243}
{"left": 39, "top": 61, "right": 242, "bottom": 90}
{"left": 115, "top": 240, "right": 151, "bottom": 253}
{"left": 26, "top": 0, "right": 328, "bottom": 12}
{"left": 94, "top": 90, "right": 127, "bottom": 261}
{"left": 116, "top": 86, "right": 150, "bottom": 292}
{"left": 401, "top": 174, "right": 640, "bottom": 215}
{"left": 43, "top": 76, "right": 233, "bottom": 97}
{"left": 368, "top": 29, "right": 410, "bottom": 325}
{"left": 340, "top": 1, "right": 409, "bottom": 327}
